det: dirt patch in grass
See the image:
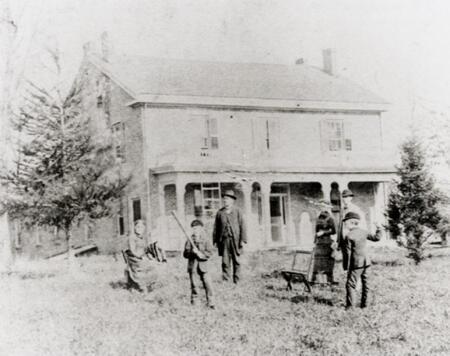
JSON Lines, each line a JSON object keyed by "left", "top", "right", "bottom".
{"left": 1, "top": 248, "right": 449, "bottom": 355}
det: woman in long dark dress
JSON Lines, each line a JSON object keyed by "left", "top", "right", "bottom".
{"left": 123, "top": 220, "right": 166, "bottom": 291}
{"left": 312, "top": 211, "right": 337, "bottom": 284}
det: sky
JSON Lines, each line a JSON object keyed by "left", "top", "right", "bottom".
{"left": 4, "top": 0, "right": 450, "bottom": 173}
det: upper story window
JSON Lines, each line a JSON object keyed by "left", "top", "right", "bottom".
{"left": 322, "top": 120, "right": 352, "bottom": 152}
{"left": 202, "top": 117, "right": 219, "bottom": 150}
{"left": 265, "top": 118, "right": 280, "bottom": 150}
{"left": 112, "top": 122, "right": 125, "bottom": 160}
{"left": 251, "top": 117, "right": 280, "bottom": 151}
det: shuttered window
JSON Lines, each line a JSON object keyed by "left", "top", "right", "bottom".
{"left": 203, "top": 117, "right": 219, "bottom": 149}
{"left": 265, "top": 118, "right": 280, "bottom": 150}
{"left": 321, "top": 120, "right": 352, "bottom": 152}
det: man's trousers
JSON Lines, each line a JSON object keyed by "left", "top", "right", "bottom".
{"left": 189, "top": 267, "right": 213, "bottom": 305}
{"left": 221, "top": 237, "right": 240, "bottom": 283}
{"left": 346, "top": 266, "right": 370, "bottom": 308}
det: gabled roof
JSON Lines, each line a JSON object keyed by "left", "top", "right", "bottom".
{"left": 88, "top": 54, "right": 388, "bottom": 111}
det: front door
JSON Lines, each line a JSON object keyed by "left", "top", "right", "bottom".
{"left": 270, "top": 193, "right": 288, "bottom": 244}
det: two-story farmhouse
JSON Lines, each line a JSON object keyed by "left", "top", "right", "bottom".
{"left": 9, "top": 42, "right": 397, "bottom": 258}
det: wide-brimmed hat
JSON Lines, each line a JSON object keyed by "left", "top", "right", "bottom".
{"left": 343, "top": 211, "right": 360, "bottom": 222}
{"left": 342, "top": 189, "right": 354, "bottom": 198}
{"left": 191, "top": 219, "right": 204, "bottom": 227}
{"left": 222, "top": 190, "right": 237, "bottom": 200}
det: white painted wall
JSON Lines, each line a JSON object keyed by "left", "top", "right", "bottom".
{"left": 143, "top": 107, "right": 391, "bottom": 170}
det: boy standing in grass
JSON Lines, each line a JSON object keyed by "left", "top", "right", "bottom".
{"left": 183, "top": 219, "right": 215, "bottom": 309}
{"left": 343, "top": 212, "right": 381, "bottom": 309}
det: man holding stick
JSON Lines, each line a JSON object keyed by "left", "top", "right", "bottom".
{"left": 212, "top": 190, "right": 247, "bottom": 284}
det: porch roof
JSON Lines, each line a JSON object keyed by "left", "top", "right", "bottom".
{"left": 151, "top": 164, "right": 396, "bottom": 176}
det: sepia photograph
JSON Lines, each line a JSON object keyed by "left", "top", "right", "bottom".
{"left": 0, "top": 1, "right": 449, "bottom": 355}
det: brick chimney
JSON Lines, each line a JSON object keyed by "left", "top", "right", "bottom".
{"left": 322, "top": 48, "right": 336, "bottom": 75}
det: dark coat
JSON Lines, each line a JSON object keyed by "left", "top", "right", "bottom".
{"left": 338, "top": 203, "right": 367, "bottom": 269}
{"left": 345, "top": 227, "right": 380, "bottom": 270}
{"left": 315, "top": 214, "right": 336, "bottom": 245}
{"left": 212, "top": 207, "right": 247, "bottom": 257}
{"left": 183, "top": 234, "right": 213, "bottom": 273}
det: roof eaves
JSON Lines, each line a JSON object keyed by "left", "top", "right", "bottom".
{"left": 126, "top": 94, "right": 389, "bottom": 113}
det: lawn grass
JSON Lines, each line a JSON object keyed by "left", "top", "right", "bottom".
{"left": 1, "top": 246, "right": 449, "bottom": 356}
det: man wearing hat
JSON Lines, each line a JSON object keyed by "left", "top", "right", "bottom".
{"left": 338, "top": 189, "right": 367, "bottom": 270}
{"left": 212, "top": 189, "right": 247, "bottom": 283}
{"left": 343, "top": 211, "right": 381, "bottom": 309}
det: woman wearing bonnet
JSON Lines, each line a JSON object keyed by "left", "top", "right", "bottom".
{"left": 312, "top": 210, "right": 337, "bottom": 284}
{"left": 123, "top": 219, "right": 166, "bottom": 292}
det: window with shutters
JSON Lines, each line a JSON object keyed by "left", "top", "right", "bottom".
{"left": 202, "top": 117, "right": 219, "bottom": 149}
{"left": 112, "top": 122, "right": 125, "bottom": 161}
{"left": 322, "top": 120, "right": 352, "bottom": 152}
{"left": 265, "top": 118, "right": 280, "bottom": 150}
{"left": 251, "top": 118, "right": 280, "bottom": 151}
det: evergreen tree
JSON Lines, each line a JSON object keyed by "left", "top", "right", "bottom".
{"left": 386, "top": 136, "right": 446, "bottom": 263}
{"left": 0, "top": 54, "right": 129, "bottom": 256}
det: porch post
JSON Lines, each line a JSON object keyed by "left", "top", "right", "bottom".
{"left": 175, "top": 180, "right": 187, "bottom": 250}
{"left": 260, "top": 180, "right": 272, "bottom": 247}
{"left": 320, "top": 180, "right": 332, "bottom": 205}
{"left": 158, "top": 183, "right": 167, "bottom": 244}
{"left": 336, "top": 178, "right": 350, "bottom": 192}
{"left": 241, "top": 181, "right": 253, "bottom": 249}
{"left": 374, "top": 182, "right": 387, "bottom": 239}
{"left": 176, "top": 180, "right": 186, "bottom": 223}
{"left": 158, "top": 183, "right": 166, "bottom": 221}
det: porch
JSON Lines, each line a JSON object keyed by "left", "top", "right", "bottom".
{"left": 149, "top": 171, "right": 393, "bottom": 251}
